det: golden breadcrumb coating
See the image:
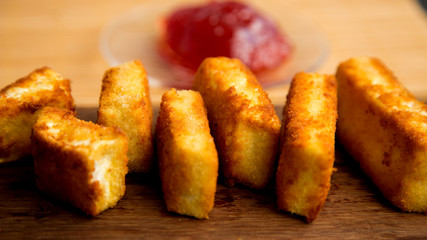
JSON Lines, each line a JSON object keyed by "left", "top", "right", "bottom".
{"left": 32, "top": 107, "right": 128, "bottom": 216}
{"left": 0, "top": 67, "right": 75, "bottom": 163}
{"left": 336, "top": 57, "right": 427, "bottom": 212}
{"left": 156, "top": 89, "right": 218, "bottom": 219}
{"left": 98, "top": 60, "right": 153, "bottom": 173}
{"left": 193, "top": 57, "right": 281, "bottom": 189}
{"left": 276, "top": 73, "right": 337, "bottom": 222}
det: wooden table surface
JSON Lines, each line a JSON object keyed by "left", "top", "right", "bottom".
{"left": 1, "top": 0, "right": 427, "bottom": 239}
{"left": 1, "top": 0, "right": 427, "bottom": 106}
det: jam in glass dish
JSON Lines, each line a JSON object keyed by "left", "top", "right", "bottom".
{"left": 158, "top": 1, "right": 292, "bottom": 87}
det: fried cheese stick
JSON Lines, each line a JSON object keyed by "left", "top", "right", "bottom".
{"left": 156, "top": 89, "right": 218, "bottom": 219}
{"left": 193, "top": 57, "right": 281, "bottom": 189}
{"left": 32, "top": 107, "right": 128, "bottom": 216}
{"left": 0, "top": 67, "right": 75, "bottom": 163}
{"left": 276, "top": 73, "right": 337, "bottom": 222}
{"left": 336, "top": 57, "right": 427, "bottom": 212}
{"left": 98, "top": 60, "right": 153, "bottom": 173}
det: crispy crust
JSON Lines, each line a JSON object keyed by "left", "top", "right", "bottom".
{"left": 276, "top": 73, "right": 337, "bottom": 222}
{"left": 193, "top": 57, "right": 280, "bottom": 188}
{"left": 97, "top": 60, "right": 153, "bottom": 173}
{"left": 193, "top": 57, "right": 281, "bottom": 189}
{"left": 0, "top": 67, "right": 75, "bottom": 163}
{"left": 336, "top": 57, "right": 427, "bottom": 212}
{"left": 155, "top": 89, "right": 218, "bottom": 219}
{"left": 32, "top": 107, "right": 128, "bottom": 216}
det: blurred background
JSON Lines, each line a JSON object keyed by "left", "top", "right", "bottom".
{"left": 0, "top": 0, "right": 426, "bottom": 107}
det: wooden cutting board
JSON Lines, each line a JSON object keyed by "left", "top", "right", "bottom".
{"left": 1, "top": 106, "right": 426, "bottom": 239}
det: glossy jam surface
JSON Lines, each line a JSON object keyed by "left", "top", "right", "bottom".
{"left": 159, "top": 1, "right": 291, "bottom": 74}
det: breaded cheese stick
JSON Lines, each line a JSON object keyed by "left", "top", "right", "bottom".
{"left": 98, "top": 60, "right": 153, "bottom": 173}
{"left": 276, "top": 73, "right": 337, "bottom": 222}
{"left": 193, "top": 57, "right": 281, "bottom": 189}
{"left": 336, "top": 57, "right": 427, "bottom": 212}
{"left": 32, "top": 107, "right": 128, "bottom": 216}
{"left": 155, "top": 89, "right": 218, "bottom": 219}
{"left": 0, "top": 67, "right": 75, "bottom": 163}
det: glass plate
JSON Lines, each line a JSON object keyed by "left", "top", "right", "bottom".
{"left": 99, "top": 0, "right": 329, "bottom": 88}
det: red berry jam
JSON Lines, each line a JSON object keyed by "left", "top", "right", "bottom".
{"left": 159, "top": 1, "right": 291, "bottom": 76}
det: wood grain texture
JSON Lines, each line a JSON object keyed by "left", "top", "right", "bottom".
{"left": 1, "top": 107, "right": 427, "bottom": 239}
{"left": 1, "top": 0, "right": 427, "bottom": 238}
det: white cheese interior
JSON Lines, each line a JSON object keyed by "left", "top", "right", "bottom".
{"left": 89, "top": 140, "right": 117, "bottom": 200}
